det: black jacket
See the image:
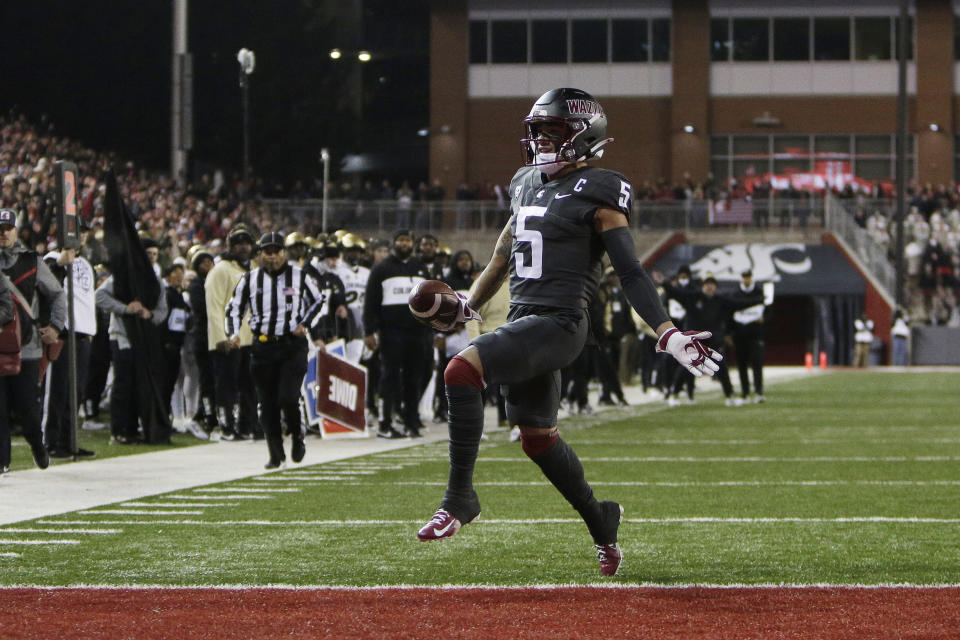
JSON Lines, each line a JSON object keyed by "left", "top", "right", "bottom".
{"left": 363, "top": 253, "right": 432, "bottom": 334}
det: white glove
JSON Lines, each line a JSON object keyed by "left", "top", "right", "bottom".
{"left": 434, "top": 293, "right": 482, "bottom": 331}
{"left": 656, "top": 328, "right": 722, "bottom": 377}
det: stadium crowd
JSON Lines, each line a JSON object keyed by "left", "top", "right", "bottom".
{"left": 848, "top": 187, "right": 960, "bottom": 328}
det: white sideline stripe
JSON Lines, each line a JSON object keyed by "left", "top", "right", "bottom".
{"left": 566, "top": 438, "right": 960, "bottom": 445}
{"left": 32, "top": 517, "right": 960, "bottom": 526}
{"left": 166, "top": 494, "right": 271, "bottom": 500}
{"left": 335, "top": 480, "right": 960, "bottom": 488}
{"left": 192, "top": 488, "right": 300, "bottom": 493}
{"left": 2, "top": 583, "right": 959, "bottom": 590}
{"left": 0, "top": 539, "right": 80, "bottom": 545}
{"left": 0, "top": 529, "right": 122, "bottom": 535}
{"left": 120, "top": 503, "right": 234, "bottom": 508}
{"left": 247, "top": 476, "right": 350, "bottom": 482}
{"left": 78, "top": 510, "right": 204, "bottom": 516}
{"left": 472, "top": 456, "right": 960, "bottom": 463}
{"left": 0, "top": 553, "right": 21, "bottom": 558}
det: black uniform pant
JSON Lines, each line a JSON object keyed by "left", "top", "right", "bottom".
{"left": 109, "top": 342, "right": 140, "bottom": 440}
{"left": 734, "top": 335, "right": 764, "bottom": 397}
{"left": 46, "top": 335, "right": 91, "bottom": 451}
{"left": 84, "top": 329, "right": 111, "bottom": 418}
{"left": 250, "top": 338, "right": 308, "bottom": 464}
{"left": 213, "top": 346, "right": 259, "bottom": 436}
{"left": 378, "top": 328, "right": 429, "bottom": 429}
{"left": 161, "top": 342, "right": 183, "bottom": 422}
{"left": 193, "top": 347, "right": 217, "bottom": 428}
{"left": 597, "top": 339, "right": 625, "bottom": 402}
{"left": 0, "top": 359, "right": 44, "bottom": 468}
{"left": 566, "top": 344, "right": 596, "bottom": 409}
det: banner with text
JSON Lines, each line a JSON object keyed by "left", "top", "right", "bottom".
{"left": 314, "top": 348, "right": 368, "bottom": 438}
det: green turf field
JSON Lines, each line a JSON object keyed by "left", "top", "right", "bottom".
{"left": 3, "top": 371, "right": 959, "bottom": 586}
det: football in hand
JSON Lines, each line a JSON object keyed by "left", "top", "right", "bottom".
{"left": 408, "top": 279, "right": 460, "bottom": 330}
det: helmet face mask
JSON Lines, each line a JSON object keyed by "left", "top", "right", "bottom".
{"left": 521, "top": 88, "right": 612, "bottom": 175}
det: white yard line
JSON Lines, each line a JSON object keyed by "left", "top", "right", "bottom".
{"left": 78, "top": 510, "right": 205, "bottom": 516}
{"left": 0, "top": 539, "right": 80, "bottom": 545}
{"left": 0, "top": 528, "right": 122, "bottom": 534}
{"left": 119, "top": 502, "right": 234, "bottom": 508}
{"left": 34, "top": 517, "right": 960, "bottom": 526}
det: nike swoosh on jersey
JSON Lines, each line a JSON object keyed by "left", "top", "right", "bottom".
{"left": 554, "top": 193, "right": 572, "bottom": 199}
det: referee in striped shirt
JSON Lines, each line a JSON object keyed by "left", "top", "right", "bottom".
{"left": 225, "top": 232, "right": 326, "bottom": 469}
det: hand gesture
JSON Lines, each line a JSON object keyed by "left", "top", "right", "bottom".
{"left": 656, "top": 328, "right": 722, "bottom": 377}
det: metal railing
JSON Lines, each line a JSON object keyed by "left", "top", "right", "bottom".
{"left": 825, "top": 193, "right": 897, "bottom": 297}
{"left": 263, "top": 196, "right": 827, "bottom": 235}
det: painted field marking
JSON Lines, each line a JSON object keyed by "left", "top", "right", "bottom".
{"left": 119, "top": 503, "right": 235, "bottom": 508}
{"left": 0, "top": 552, "right": 21, "bottom": 558}
{"left": 0, "top": 529, "right": 122, "bottom": 535}
{"left": 333, "top": 480, "right": 960, "bottom": 487}
{"left": 165, "top": 494, "right": 272, "bottom": 500}
{"left": 192, "top": 488, "right": 300, "bottom": 493}
{"left": 0, "top": 539, "right": 81, "bottom": 545}
{"left": 77, "top": 510, "right": 204, "bottom": 516}
{"left": 464, "top": 456, "right": 960, "bottom": 463}
{"left": 30, "top": 517, "right": 960, "bottom": 526}
{"left": 566, "top": 438, "right": 960, "bottom": 446}
{"left": 1, "top": 583, "right": 958, "bottom": 590}
{"left": 247, "top": 476, "right": 350, "bottom": 482}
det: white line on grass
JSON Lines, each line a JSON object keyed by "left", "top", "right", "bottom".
{"left": 165, "top": 494, "right": 272, "bottom": 500}
{"left": 30, "top": 517, "right": 960, "bottom": 526}
{"left": 0, "top": 539, "right": 80, "bottom": 545}
{"left": 467, "top": 456, "right": 960, "bottom": 463}
{"left": 334, "top": 480, "right": 960, "bottom": 488}
{"left": 0, "top": 553, "right": 21, "bottom": 558}
{"left": 565, "top": 438, "right": 960, "bottom": 446}
{"left": 2, "top": 583, "right": 959, "bottom": 590}
{"left": 77, "top": 510, "right": 204, "bottom": 516}
{"left": 192, "top": 488, "right": 300, "bottom": 493}
{"left": 119, "top": 503, "right": 236, "bottom": 508}
{"left": 246, "top": 476, "right": 350, "bottom": 482}
{"left": 0, "top": 529, "right": 122, "bottom": 535}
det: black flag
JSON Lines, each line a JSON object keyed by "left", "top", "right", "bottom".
{"left": 103, "top": 170, "right": 171, "bottom": 443}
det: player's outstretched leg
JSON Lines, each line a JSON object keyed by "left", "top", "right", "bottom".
{"left": 418, "top": 354, "right": 484, "bottom": 541}
{"left": 522, "top": 430, "right": 624, "bottom": 575}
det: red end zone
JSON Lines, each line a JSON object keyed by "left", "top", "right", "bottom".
{"left": 1, "top": 586, "right": 957, "bottom": 639}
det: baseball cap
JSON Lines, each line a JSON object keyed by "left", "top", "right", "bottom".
{"left": 393, "top": 228, "right": 413, "bottom": 241}
{"left": 741, "top": 269, "right": 753, "bottom": 278}
{"left": 258, "top": 231, "right": 285, "bottom": 250}
{"left": 0, "top": 209, "right": 17, "bottom": 227}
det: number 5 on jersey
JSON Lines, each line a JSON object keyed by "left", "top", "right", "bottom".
{"left": 515, "top": 205, "right": 547, "bottom": 279}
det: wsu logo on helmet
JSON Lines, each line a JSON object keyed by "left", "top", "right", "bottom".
{"left": 566, "top": 99, "right": 604, "bottom": 117}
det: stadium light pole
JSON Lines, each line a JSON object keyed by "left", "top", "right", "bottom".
{"left": 170, "top": 0, "right": 191, "bottom": 186}
{"left": 893, "top": 0, "right": 907, "bottom": 309}
{"left": 237, "top": 48, "right": 256, "bottom": 186}
{"left": 320, "top": 148, "right": 330, "bottom": 233}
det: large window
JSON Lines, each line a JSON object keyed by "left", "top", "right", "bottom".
{"left": 711, "top": 16, "right": 912, "bottom": 62}
{"left": 711, "top": 134, "right": 916, "bottom": 186}
{"left": 532, "top": 20, "right": 567, "bottom": 63}
{"left": 490, "top": 20, "right": 527, "bottom": 63}
{"left": 572, "top": 19, "right": 608, "bottom": 63}
{"left": 651, "top": 18, "right": 671, "bottom": 61}
{"left": 469, "top": 21, "right": 488, "bottom": 64}
{"left": 472, "top": 17, "right": 670, "bottom": 64}
{"left": 814, "top": 18, "right": 850, "bottom": 60}
{"left": 733, "top": 19, "right": 769, "bottom": 61}
{"left": 612, "top": 19, "right": 647, "bottom": 62}
{"left": 855, "top": 17, "right": 891, "bottom": 60}
{"left": 773, "top": 18, "right": 809, "bottom": 61}
{"left": 710, "top": 18, "right": 730, "bottom": 62}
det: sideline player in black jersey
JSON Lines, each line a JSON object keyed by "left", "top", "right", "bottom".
{"left": 416, "top": 88, "right": 722, "bottom": 576}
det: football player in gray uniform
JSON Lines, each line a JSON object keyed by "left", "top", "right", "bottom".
{"left": 416, "top": 88, "right": 721, "bottom": 576}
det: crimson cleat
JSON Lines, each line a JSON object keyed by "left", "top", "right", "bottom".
{"left": 595, "top": 543, "right": 623, "bottom": 576}
{"left": 417, "top": 508, "right": 476, "bottom": 541}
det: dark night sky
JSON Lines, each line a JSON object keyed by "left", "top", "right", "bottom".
{"left": 0, "top": 0, "right": 430, "bottom": 185}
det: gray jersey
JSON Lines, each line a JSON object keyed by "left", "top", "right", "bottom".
{"left": 507, "top": 165, "right": 632, "bottom": 310}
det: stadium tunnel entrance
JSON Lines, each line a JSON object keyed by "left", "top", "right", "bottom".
{"left": 648, "top": 241, "right": 866, "bottom": 366}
